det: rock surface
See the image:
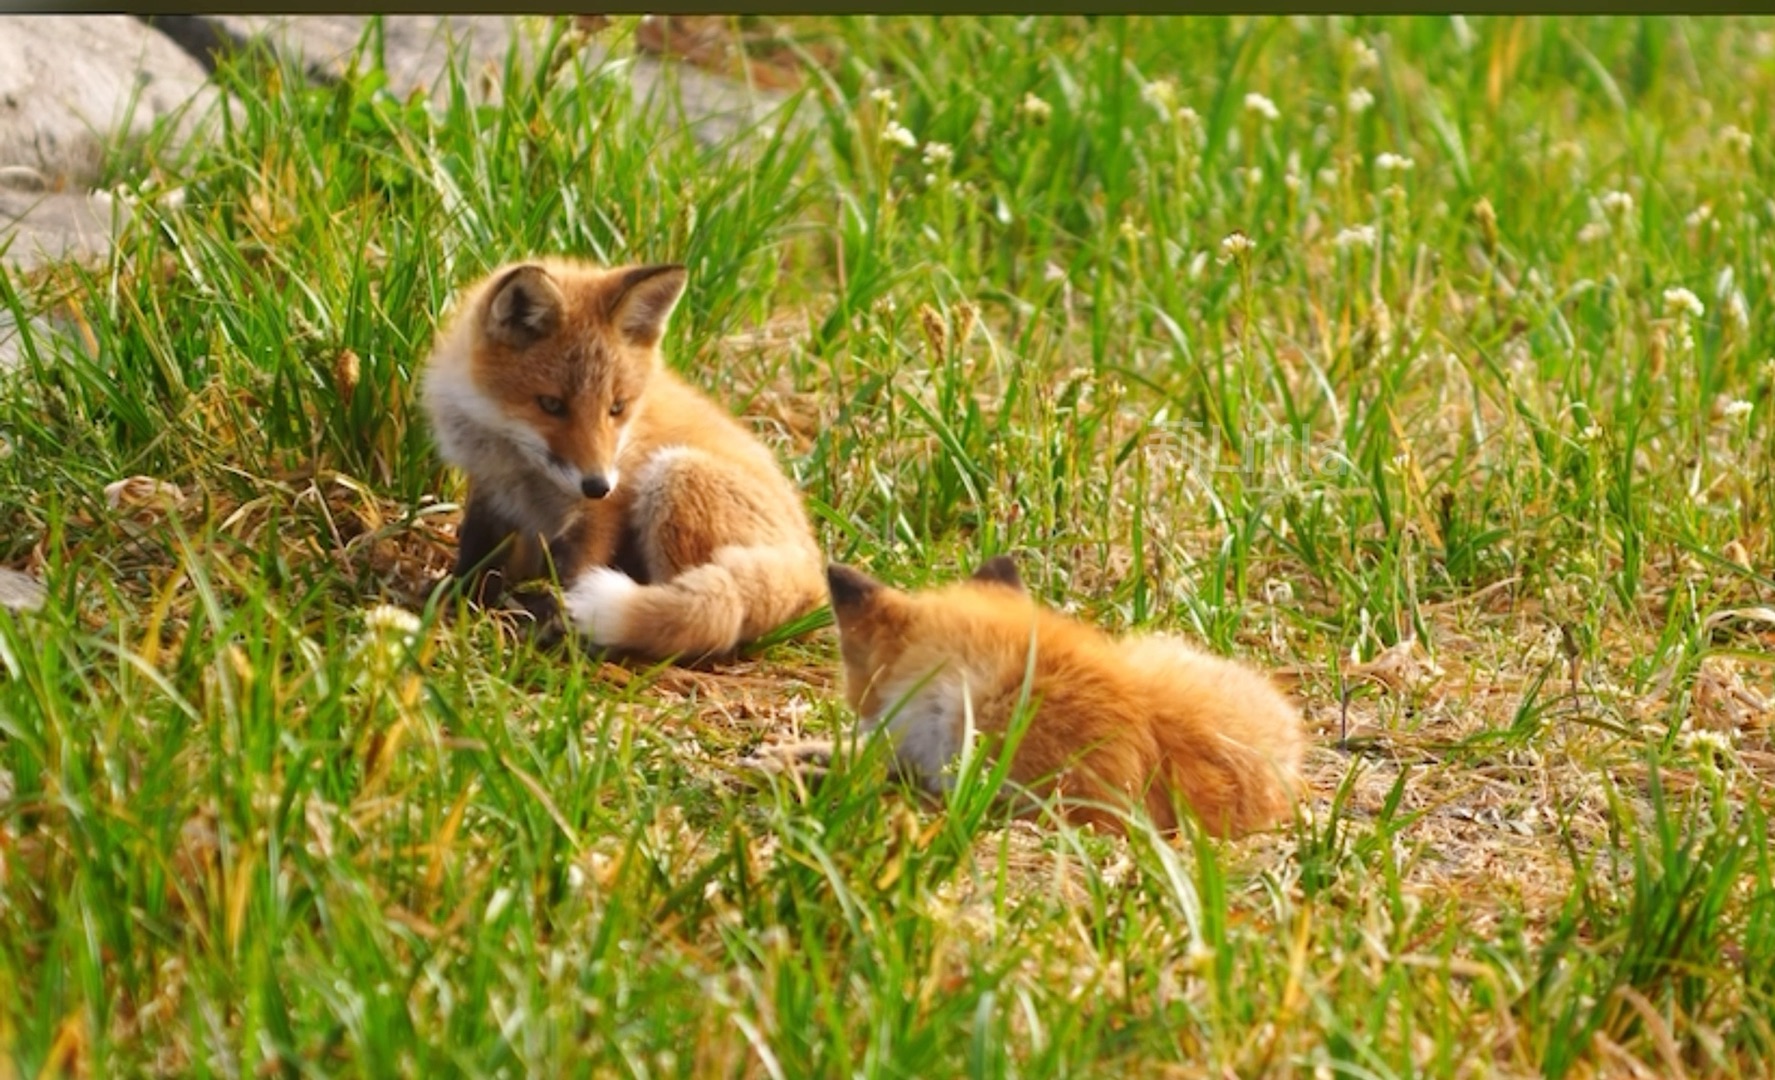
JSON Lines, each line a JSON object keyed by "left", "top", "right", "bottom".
{"left": 0, "top": 15, "right": 794, "bottom": 275}
{"left": 149, "top": 16, "right": 792, "bottom": 147}
{"left": 0, "top": 568, "right": 45, "bottom": 615}
{"left": 0, "top": 15, "right": 214, "bottom": 192}
{"left": 0, "top": 187, "right": 128, "bottom": 274}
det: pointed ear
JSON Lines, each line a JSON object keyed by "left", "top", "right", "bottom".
{"left": 826, "top": 562, "right": 884, "bottom": 616}
{"left": 484, "top": 264, "right": 564, "bottom": 348}
{"left": 610, "top": 264, "right": 688, "bottom": 347}
{"left": 970, "top": 555, "right": 1024, "bottom": 592}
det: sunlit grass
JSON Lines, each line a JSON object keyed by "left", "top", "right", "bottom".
{"left": 2, "top": 14, "right": 1773, "bottom": 1078}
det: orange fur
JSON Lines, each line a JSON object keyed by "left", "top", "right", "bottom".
{"left": 422, "top": 258, "right": 823, "bottom": 661}
{"left": 826, "top": 558, "right": 1306, "bottom": 838}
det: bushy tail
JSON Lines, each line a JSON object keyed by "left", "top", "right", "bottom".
{"left": 1122, "top": 636, "right": 1306, "bottom": 838}
{"left": 564, "top": 543, "right": 823, "bottom": 661}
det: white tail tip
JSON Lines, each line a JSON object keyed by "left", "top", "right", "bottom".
{"left": 565, "top": 567, "right": 642, "bottom": 647}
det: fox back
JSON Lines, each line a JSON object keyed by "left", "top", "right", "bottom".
{"left": 826, "top": 558, "right": 1306, "bottom": 838}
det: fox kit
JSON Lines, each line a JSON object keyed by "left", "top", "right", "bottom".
{"left": 824, "top": 557, "right": 1305, "bottom": 838}
{"left": 422, "top": 258, "right": 824, "bottom": 661}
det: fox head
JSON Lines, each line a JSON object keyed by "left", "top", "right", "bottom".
{"left": 464, "top": 260, "right": 687, "bottom": 501}
{"left": 825, "top": 556, "right": 1026, "bottom": 717}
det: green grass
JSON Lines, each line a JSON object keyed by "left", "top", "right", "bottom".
{"left": 3, "top": 13, "right": 1774, "bottom": 1077}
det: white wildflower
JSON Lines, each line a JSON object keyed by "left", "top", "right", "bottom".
{"left": 1663, "top": 286, "right": 1705, "bottom": 320}
{"left": 1244, "top": 92, "right": 1280, "bottom": 122}
{"left": 1578, "top": 422, "right": 1603, "bottom": 443}
{"left": 882, "top": 121, "right": 917, "bottom": 150}
{"left": 1722, "top": 399, "right": 1754, "bottom": 422}
{"left": 1141, "top": 78, "right": 1178, "bottom": 115}
{"left": 1334, "top": 224, "right": 1377, "bottom": 250}
{"left": 1347, "top": 87, "right": 1375, "bottom": 114}
{"left": 1352, "top": 38, "right": 1380, "bottom": 72}
{"left": 1679, "top": 726, "right": 1735, "bottom": 758}
{"left": 1375, "top": 152, "right": 1414, "bottom": 173}
{"left": 921, "top": 141, "right": 953, "bottom": 166}
{"left": 1219, "top": 230, "right": 1255, "bottom": 262}
{"left": 365, "top": 604, "right": 422, "bottom": 642}
{"left": 1686, "top": 203, "right": 1714, "bottom": 229}
{"left": 1600, "top": 190, "right": 1634, "bottom": 218}
{"left": 1175, "top": 105, "right": 1200, "bottom": 130}
{"left": 1576, "top": 221, "right": 1610, "bottom": 245}
{"left": 1721, "top": 125, "right": 1753, "bottom": 155}
{"left": 1726, "top": 290, "right": 1749, "bottom": 333}
{"left": 868, "top": 87, "right": 898, "bottom": 113}
{"left": 1018, "top": 92, "right": 1052, "bottom": 124}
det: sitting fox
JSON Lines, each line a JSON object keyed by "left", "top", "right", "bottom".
{"left": 422, "top": 258, "right": 824, "bottom": 661}
{"left": 823, "top": 557, "right": 1306, "bottom": 837}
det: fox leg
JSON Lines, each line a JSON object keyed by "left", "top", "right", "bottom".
{"left": 448, "top": 487, "right": 522, "bottom": 606}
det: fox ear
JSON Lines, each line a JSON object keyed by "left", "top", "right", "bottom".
{"left": 970, "top": 555, "right": 1024, "bottom": 592}
{"left": 485, "top": 264, "right": 565, "bottom": 348}
{"left": 826, "top": 562, "right": 884, "bottom": 615}
{"left": 610, "top": 264, "right": 688, "bottom": 347}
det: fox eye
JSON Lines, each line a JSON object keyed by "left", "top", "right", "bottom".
{"left": 609, "top": 400, "right": 627, "bottom": 418}
{"left": 536, "top": 396, "right": 567, "bottom": 417}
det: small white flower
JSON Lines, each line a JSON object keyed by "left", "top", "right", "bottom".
{"left": 1679, "top": 727, "right": 1735, "bottom": 757}
{"left": 365, "top": 604, "right": 422, "bottom": 642}
{"left": 868, "top": 87, "right": 898, "bottom": 113}
{"left": 882, "top": 121, "right": 917, "bottom": 150}
{"left": 1175, "top": 105, "right": 1200, "bottom": 130}
{"left": 1726, "top": 290, "right": 1749, "bottom": 333}
{"left": 1375, "top": 152, "right": 1414, "bottom": 173}
{"left": 1219, "top": 230, "right": 1255, "bottom": 262}
{"left": 1576, "top": 221, "right": 1610, "bottom": 245}
{"left": 1686, "top": 204, "right": 1714, "bottom": 229}
{"left": 1663, "top": 286, "right": 1705, "bottom": 320}
{"left": 1334, "top": 224, "right": 1377, "bottom": 250}
{"left": 921, "top": 141, "right": 953, "bottom": 166}
{"left": 1721, "top": 125, "right": 1753, "bottom": 155}
{"left": 1141, "top": 78, "right": 1178, "bottom": 115}
{"left": 1244, "top": 92, "right": 1280, "bottom": 122}
{"left": 1018, "top": 92, "right": 1052, "bottom": 124}
{"left": 1352, "top": 38, "right": 1380, "bottom": 72}
{"left": 1347, "top": 87, "right": 1375, "bottom": 114}
{"left": 1723, "top": 399, "right": 1754, "bottom": 422}
{"left": 1579, "top": 422, "right": 1604, "bottom": 443}
{"left": 1600, "top": 190, "right": 1634, "bottom": 218}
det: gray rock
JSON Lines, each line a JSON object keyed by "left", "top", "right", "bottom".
{"left": 151, "top": 15, "right": 533, "bottom": 104}
{"left": 0, "top": 187, "right": 127, "bottom": 274}
{"left": 0, "top": 302, "right": 85, "bottom": 372}
{"left": 149, "top": 15, "right": 796, "bottom": 148}
{"left": 0, "top": 568, "right": 45, "bottom": 615}
{"left": 0, "top": 15, "right": 216, "bottom": 192}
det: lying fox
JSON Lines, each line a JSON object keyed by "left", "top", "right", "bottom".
{"left": 823, "top": 557, "right": 1306, "bottom": 838}
{"left": 422, "top": 258, "right": 824, "bottom": 660}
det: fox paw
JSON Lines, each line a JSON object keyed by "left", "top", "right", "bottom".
{"left": 741, "top": 739, "right": 837, "bottom": 790}
{"left": 563, "top": 567, "right": 641, "bottom": 647}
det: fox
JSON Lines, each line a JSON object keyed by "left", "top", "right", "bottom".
{"left": 821, "top": 557, "right": 1306, "bottom": 838}
{"left": 421, "top": 257, "right": 825, "bottom": 661}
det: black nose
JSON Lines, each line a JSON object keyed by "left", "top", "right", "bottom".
{"left": 580, "top": 475, "right": 611, "bottom": 499}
